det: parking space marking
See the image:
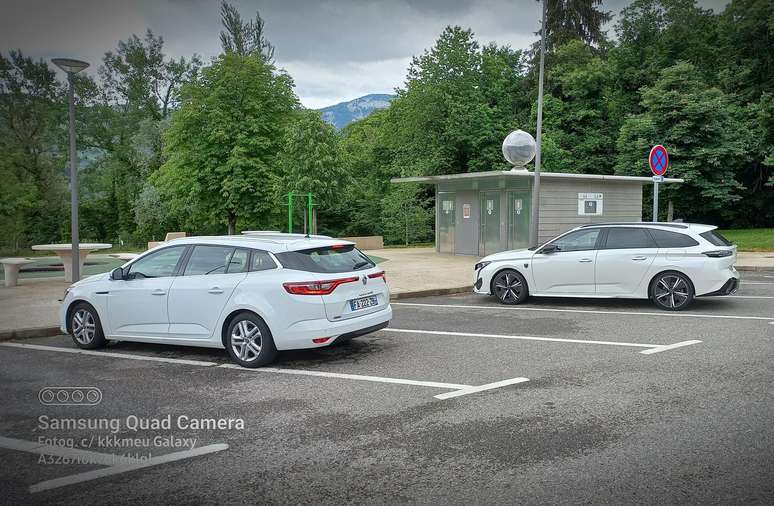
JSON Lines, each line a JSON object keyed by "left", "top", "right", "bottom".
{"left": 434, "top": 378, "right": 530, "bottom": 400}
{"left": 28, "top": 443, "right": 229, "bottom": 493}
{"left": 219, "top": 363, "right": 472, "bottom": 390}
{"left": 725, "top": 295, "right": 774, "bottom": 299}
{"left": 0, "top": 342, "right": 219, "bottom": 367}
{"left": 384, "top": 328, "right": 701, "bottom": 355}
{"left": 392, "top": 302, "right": 774, "bottom": 322}
{"left": 0, "top": 342, "right": 530, "bottom": 400}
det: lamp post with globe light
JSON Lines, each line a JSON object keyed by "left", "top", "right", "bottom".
{"left": 502, "top": 129, "right": 539, "bottom": 246}
{"left": 52, "top": 58, "right": 89, "bottom": 282}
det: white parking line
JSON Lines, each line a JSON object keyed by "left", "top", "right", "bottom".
{"left": 434, "top": 378, "right": 530, "bottom": 400}
{"left": 392, "top": 302, "right": 774, "bottom": 321}
{"left": 383, "top": 328, "right": 701, "bottom": 355}
{"left": 29, "top": 443, "right": 228, "bottom": 493}
{"left": 0, "top": 342, "right": 529, "bottom": 400}
{"left": 741, "top": 281, "right": 774, "bottom": 285}
{"left": 0, "top": 342, "right": 219, "bottom": 367}
{"left": 219, "top": 363, "right": 471, "bottom": 390}
{"left": 725, "top": 295, "right": 774, "bottom": 299}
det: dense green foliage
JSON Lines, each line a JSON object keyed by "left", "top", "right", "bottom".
{"left": 1, "top": 0, "right": 772, "bottom": 253}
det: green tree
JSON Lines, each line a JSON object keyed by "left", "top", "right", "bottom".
{"left": 156, "top": 52, "right": 298, "bottom": 234}
{"left": 540, "top": 0, "right": 612, "bottom": 51}
{"left": 615, "top": 62, "right": 745, "bottom": 222}
{"left": 219, "top": 1, "right": 275, "bottom": 61}
{"left": 381, "top": 183, "right": 433, "bottom": 246}
{"left": 0, "top": 50, "right": 67, "bottom": 250}
{"left": 275, "top": 110, "right": 346, "bottom": 231}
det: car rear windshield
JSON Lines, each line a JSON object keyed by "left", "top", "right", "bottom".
{"left": 275, "top": 245, "right": 375, "bottom": 273}
{"left": 700, "top": 230, "right": 733, "bottom": 247}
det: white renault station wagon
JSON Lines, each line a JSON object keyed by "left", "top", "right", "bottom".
{"left": 61, "top": 233, "right": 392, "bottom": 367}
{"left": 474, "top": 223, "right": 739, "bottom": 310}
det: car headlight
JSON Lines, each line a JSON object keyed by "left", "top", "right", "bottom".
{"left": 61, "top": 288, "right": 71, "bottom": 302}
{"left": 474, "top": 261, "right": 492, "bottom": 271}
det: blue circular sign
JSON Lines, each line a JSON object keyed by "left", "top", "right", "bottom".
{"left": 649, "top": 145, "right": 669, "bottom": 176}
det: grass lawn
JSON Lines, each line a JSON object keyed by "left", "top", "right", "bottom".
{"left": 718, "top": 229, "right": 774, "bottom": 252}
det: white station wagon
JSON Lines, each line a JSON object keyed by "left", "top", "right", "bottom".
{"left": 61, "top": 233, "right": 392, "bottom": 367}
{"left": 474, "top": 222, "right": 739, "bottom": 310}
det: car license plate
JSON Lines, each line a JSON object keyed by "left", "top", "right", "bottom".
{"left": 349, "top": 296, "right": 378, "bottom": 311}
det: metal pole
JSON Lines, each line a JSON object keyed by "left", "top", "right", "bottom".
{"left": 530, "top": 0, "right": 547, "bottom": 248}
{"left": 287, "top": 192, "right": 293, "bottom": 233}
{"left": 307, "top": 193, "right": 313, "bottom": 237}
{"left": 67, "top": 72, "right": 80, "bottom": 282}
{"left": 652, "top": 181, "right": 659, "bottom": 222}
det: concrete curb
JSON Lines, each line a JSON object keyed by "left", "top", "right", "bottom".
{"left": 736, "top": 266, "right": 774, "bottom": 272}
{"left": 391, "top": 286, "right": 471, "bottom": 300}
{"left": 0, "top": 326, "right": 61, "bottom": 341}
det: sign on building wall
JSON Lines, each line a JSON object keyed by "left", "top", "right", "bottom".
{"left": 463, "top": 203, "right": 471, "bottom": 219}
{"left": 578, "top": 193, "right": 603, "bottom": 216}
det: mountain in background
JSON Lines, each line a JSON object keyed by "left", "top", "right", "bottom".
{"left": 318, "top": 93, "right": 395, "bottom": 129}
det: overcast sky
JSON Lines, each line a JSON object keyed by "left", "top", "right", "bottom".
{"left": 1, "top": 0, "right": 731, "bottom": 109}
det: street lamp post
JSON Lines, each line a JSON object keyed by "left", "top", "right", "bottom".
{"left": 52, "top": 58, "right": 89, "bottom": 282}
{"left": 530, "top": 0, "right": 547, "bottom": 248}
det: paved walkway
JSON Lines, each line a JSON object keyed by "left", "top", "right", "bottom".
{"left": 0, "top": 248, "right": 771, "bottom": 336}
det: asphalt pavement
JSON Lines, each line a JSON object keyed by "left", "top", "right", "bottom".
{"left": 1, "top": 272, "right": 773, "bottom": 504}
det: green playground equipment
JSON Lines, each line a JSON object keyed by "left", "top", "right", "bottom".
{"left": 286, "top": 191, "right": 316, "bottom": 235}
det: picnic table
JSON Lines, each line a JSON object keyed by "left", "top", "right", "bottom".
{"left": 31, "top": 243, "right": 112, "bottom": 282}
{"left": 1, "top": 258, "right": 34, "bottom": 287}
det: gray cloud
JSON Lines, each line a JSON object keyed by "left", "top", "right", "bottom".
{"left": 1, "top": 0, "right": 731, "bottom": 108}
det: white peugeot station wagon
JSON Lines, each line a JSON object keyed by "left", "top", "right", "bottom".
{"left": 473, "top": 223, "right": 739, "bottom": 311}
{"left": 61, "top": 233, "right": 392, "bottom": 367}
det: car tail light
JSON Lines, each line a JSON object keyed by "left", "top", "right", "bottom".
{"left": 702, "top": 250, "right": 733, "bottom": 258}
{"left": 368, "top": 271, "right": 386, "bottom": 282}
{"left": 283, "top": 277, "right": 359, "bottom": 295}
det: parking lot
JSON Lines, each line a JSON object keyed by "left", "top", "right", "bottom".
{"left": 1, "top": 272, "right": 773, "bottom": 504}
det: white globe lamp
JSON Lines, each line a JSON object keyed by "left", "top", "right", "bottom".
{"left": 502, "top": 130, "right": 537, "bottom": 171}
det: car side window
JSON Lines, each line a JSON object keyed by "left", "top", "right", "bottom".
{"left": 604, "top": 228, "right": 657, "bottom": 249}
{"left": 651, "top": 229, "right": 700, "bottom": 247}
{"left": 250, "top": 250, "right": 277, "bottom": 272}
{"left": 550, "top": 229, "right": 600, "bottom": 252}
{"left": 183, "top": 245, "right": 236, "bottom": 276}
{"left": 226, "top": 248, "right": 249, "bottom": 274}
{"left": 126, "top": 246, "right": 186, "bottom": 279}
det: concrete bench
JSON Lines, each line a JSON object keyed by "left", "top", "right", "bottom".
{"left": 109, "top": 253, "right": 140, "bottom": 262}
{"left": 1, "top": 258, "right": 34, "bottom": 287}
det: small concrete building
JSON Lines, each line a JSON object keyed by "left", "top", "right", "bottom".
{"left": 392, "top": 170, "right": 683, "bottom": 256}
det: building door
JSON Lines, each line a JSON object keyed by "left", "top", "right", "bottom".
{"left": 479, "top": 191, "right": 501, "bottom": 256}
{"left": 438, "top": 192, "right": 455, "bottom": 254}
{"left": 507, "top": 191, "right": 531, "bottom": 250}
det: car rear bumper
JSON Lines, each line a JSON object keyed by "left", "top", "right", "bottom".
{"left": 276, "top": 305, "right": 392, "bottom": 351}
{"left": 697, "top": 277, "right": 739, "bottom": 297}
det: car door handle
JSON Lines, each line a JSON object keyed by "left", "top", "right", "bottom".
{"left": 632, "top": 256, "right": 648, "bottom": 261}
{"left": 579, "top": 258, "right": 593, "bottom": 263}
{"left": 208, "top": 287, "right": 224, "bottom": 294}
{"left": 151, "top": 289, "right": 166, "bottom": 296}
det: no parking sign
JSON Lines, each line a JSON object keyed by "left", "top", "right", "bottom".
{"left": 649, "top": 145, "right": 669, "bottom": 176}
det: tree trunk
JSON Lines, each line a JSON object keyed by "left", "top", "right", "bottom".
{"left": 227, "top": 213, "right": 237, "bottom": 235}
{"left": 667, "top": 200, "right": 674, "bottom": 222}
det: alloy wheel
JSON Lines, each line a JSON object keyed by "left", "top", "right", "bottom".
{"left": 231, "top": 320, "right": 262, "bottom": 362}
{"left": 494, "top": 272, "right": 523, "bottom": 303}
{"left": 72, "top": 309, "right": 96, "bottom": 345}
{"left": 655, "top": 275, "right": 690, "bottom": 309}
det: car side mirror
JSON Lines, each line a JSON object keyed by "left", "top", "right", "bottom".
{"left": 540, "top": 244, "right": 560, "bottom": 254}
{"left": 110, "top": 267, "right": 125, "bottom": 281}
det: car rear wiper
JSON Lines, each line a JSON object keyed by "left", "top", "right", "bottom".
{"left": 352, "top": 260, "right": 372, "bottom": 270}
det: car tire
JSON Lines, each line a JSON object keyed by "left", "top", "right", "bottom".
{"left": 491, "top": 269, "right": 529, "bottom": 305}
{"left": 68, "top": 302, "right": 107, "bottom": 349}
{"left": 225, "top": 312, "right": 277, "bottom": 368}
{"left": 650, "top": 271, "right": 694, "bottom": 311}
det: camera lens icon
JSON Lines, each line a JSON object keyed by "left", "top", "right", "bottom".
{"left": 39, "top": 387, "right": 102, "bottom": 406}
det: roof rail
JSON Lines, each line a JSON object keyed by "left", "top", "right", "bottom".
{"left": 578, "top": 222, "right": 689, "bottom": 229}
{"left": 241, "top": 231, "right": 333, "bottom": 239}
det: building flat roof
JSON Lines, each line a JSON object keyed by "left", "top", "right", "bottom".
{"left": 391, "top": 170, "right": 684, "bottom": 184}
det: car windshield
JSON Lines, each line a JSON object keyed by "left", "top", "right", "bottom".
{"left": 275, "top": 245, "right": 375, "bottom": 273}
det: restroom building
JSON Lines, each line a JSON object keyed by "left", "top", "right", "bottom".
{"left": 391, "top": 170, "right": 683, "bottom": 256}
